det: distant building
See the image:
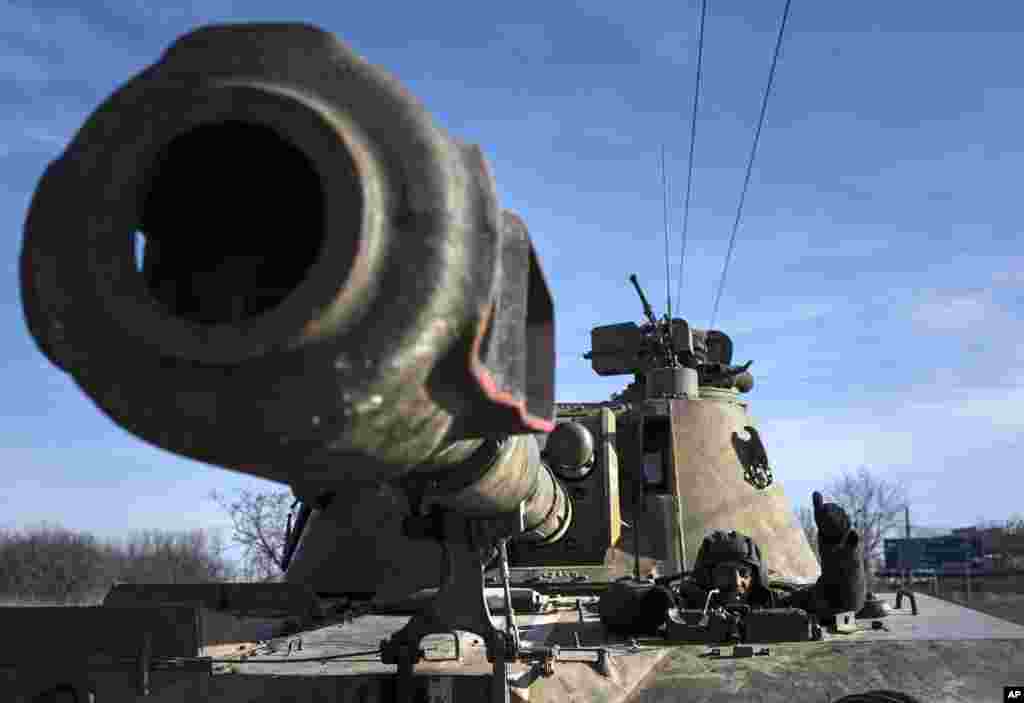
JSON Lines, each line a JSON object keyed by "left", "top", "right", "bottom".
{"left": 953, "top": 525, "right": 1024, "bottom": 557}
{"left": 883, "top": 535, "right": 977, "bottom": 573}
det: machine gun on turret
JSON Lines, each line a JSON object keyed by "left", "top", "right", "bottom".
{"left": 585, "top": 274, "right": 755, "bottom": 404}
{"left": 628, "top": 273, "right": 680, "bottom": 370}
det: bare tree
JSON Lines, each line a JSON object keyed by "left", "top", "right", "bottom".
{"left": 1005, "top": 516, "right": 1024, "bottom": 568}
{"left": 825, "top": 467, "right": 908, "bottom": 582}
{"left": 975, "top": 515, "right": 1024, "bottom": 568}
{"left": 795, "top": 507, "right": 820, "bottom": 563}
{"left": 210, "top": 489, "right": 295, "bottom": 582}
{"left": 0, "top": 524, "right": 107, "bottom": 603}
{"left": 0, "top": 525, "right": 233, "bottom": 604}
{"left": 112, "top": 528, "right": 235, "bottom": 584}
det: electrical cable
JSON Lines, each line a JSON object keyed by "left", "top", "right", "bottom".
{"left": 709, "top": 0, "right": 793, "bottom": 330}
{"left": 675, "top": 0, "right": 708, "bottom": 314}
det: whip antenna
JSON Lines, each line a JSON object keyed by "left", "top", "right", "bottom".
{"left": 661, "top": 144, "right": 672, "bottom": 321}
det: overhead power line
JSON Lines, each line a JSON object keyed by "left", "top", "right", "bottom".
{"left": 710, "top": 0, "right": 793, "bottom": 330}
{"left": 675, "top": 0, "right": 708, "bottom": 316}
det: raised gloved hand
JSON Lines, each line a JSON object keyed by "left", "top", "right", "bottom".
{"left": 810, "top": 491, "right": 865, "bottom": 617}
{"left": 813, "top": 491, "right": 852, "bottom": 545}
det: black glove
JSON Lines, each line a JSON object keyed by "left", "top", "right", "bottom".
{"left": 811, "top": 491, "right": 865, "bottom": 616}
{"left": 813, "top": 491, "right": 851, "bottom": 545}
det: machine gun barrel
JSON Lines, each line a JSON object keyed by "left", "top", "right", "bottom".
{"left": 629, "top": 274, "right": 658, "bottom": 326}
{"left": 20, "top": 23, "right": 569, "bottom": 542}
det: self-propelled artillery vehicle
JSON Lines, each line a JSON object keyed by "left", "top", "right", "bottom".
{"left": 12, "top": 23, "right": 1024, "bottom": 703}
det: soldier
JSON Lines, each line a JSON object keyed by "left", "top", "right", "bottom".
{"left": 600, "top": 491, "right": 866, "bottom": 635}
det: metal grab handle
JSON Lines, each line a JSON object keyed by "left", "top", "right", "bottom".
{"left": 697, "top": 588, "right": 721, "bottom": 628}
{"left": 895, "top": 588, "right": 918, "bottom": 615}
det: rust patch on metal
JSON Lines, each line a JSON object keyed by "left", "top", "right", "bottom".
{"left": 468, "top": 300, "right": 556, "bottom": 434}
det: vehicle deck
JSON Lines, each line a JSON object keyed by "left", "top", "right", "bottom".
{"left": 5, "top": 591, "right": 1023, "bottom": 702}
{"left": 212, "top": 591, "right": 1024, "bottom": 702}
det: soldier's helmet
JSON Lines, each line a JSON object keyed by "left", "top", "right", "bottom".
{"left": 692, "top": 530, "right": 770, "bottom": 595}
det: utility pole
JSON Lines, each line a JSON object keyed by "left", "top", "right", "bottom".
{"left": 965, "top": 562, "right": 972, "bottom": 604}
{"left": 904, "top": 505, "right": 911, "bottom": 587}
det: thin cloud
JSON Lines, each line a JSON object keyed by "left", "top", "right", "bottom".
{"left": 22, "top": 126, "right": 68, "bottom": 147}
{"left": 764, "top": 381, "right": 1023, "bottom": 527}
{"left": 908, "top": 376, "right": 1024, "bottom": 433}
{"left": 909, "top": 289, "right": 1002, "bottom": 332}
{"left": 723, "top": 299, "right": 836, "bottom": 336}
{"left": 579, "top": 125, "right": 638, "bottom": 149}
{"left": 0, "top": 48, "right": 51, "bottom": 84}
{"left": 653, "top": 29, "right": 694, "bottom": 65}
{"left": 992, "top": 259, "right": 1024, "bottom": 287}
{"left": 763, "top": 415, "right": 917, "bottom": 477}
{"left": 0, "top": 117, "right": 77, "bottom": 163}
{"left": 763, "top": 289, "right": 1024, "bottom": 516}
{"left": 490, "top": 23, "right": 554, "bottom": 64}
{"left": 823, "top": 179, "right": 875, "bottom": 202}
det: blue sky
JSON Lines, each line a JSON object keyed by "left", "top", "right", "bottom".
{"left": 2, "top": 0, "right": 1022, "bottom": 547}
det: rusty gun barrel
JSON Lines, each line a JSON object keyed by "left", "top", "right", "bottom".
{"left": 20, "top": 23, "right": 568, "bottom": 541}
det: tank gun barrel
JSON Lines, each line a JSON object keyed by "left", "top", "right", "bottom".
{"left": 19, "top": 23, "right": 569, "bottom": 541}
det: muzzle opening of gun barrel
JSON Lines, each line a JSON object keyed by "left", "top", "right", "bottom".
{"left": 135, "top": 119, "right": 360, "bottom": 327}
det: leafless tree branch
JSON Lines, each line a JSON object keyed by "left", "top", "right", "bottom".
{"left": 210, "top": 488, "right": 294, "bottom": 582}
{"left": 822, "top": 466, "right": 908, "bottom": 581}
{"left": 0, "top": 525, "right": 233, "bottom": 603}
{"left": 796, "top": 506, "right": 820, "bottom": 564}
